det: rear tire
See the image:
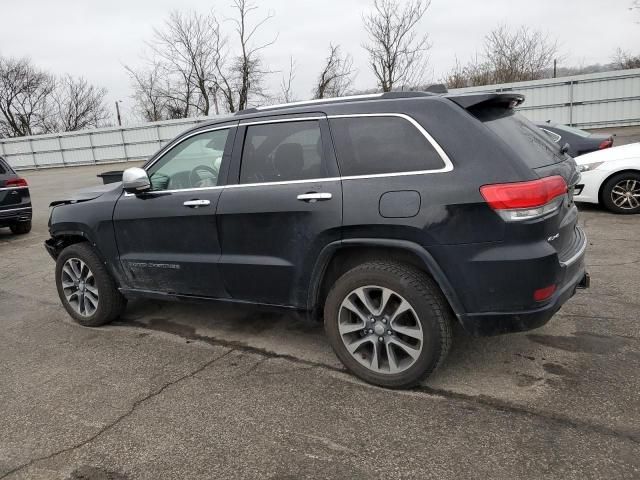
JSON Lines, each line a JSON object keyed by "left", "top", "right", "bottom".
{"left": 324, "top": 261, "right": 453, "bottom": 389}
{"left": 10, "top": 220, "right": 31, "bottom": 234}
{"left": 601, "top": 172, "right": 640, "bottom": 214}
{"left": 55, "top": 243, "right": 126, "bottom": 327}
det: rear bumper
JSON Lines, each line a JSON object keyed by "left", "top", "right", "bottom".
{"left": 0, "top": 206, "right": 32, "bottom": 227}
{"left": 458, "top": 260, "right": 588, "bottom": 336}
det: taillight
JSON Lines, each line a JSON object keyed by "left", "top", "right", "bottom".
{"left": 534, "top": 284, "right": 556, "bottom": 302}
{"left": 5, "top": 177, "right": 28, "bottom": 188}
{"left": 480, "top": 175, "right": 567, "bottom": 221}
{"left": 598, "top": 139, "right": 613, "bottom": 150}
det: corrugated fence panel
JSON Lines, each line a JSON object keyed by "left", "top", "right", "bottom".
{"left": 1, "top": 68, "right": 639, "bottom": 170}
{"left": 450, "top": 68, "right": 640, "bottom": 129}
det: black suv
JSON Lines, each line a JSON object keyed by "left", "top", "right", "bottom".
{"left": 0, "top": 156, "right": 32, "bottom": 234}
{"left": 45, "top": 92, "right": 589, "bottom": 388}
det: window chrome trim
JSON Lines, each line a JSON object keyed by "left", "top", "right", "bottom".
{"left": 0, "top": 186, "right": 29, "bottom": 192}
{"left": 254, "top": 94, "right": 383, "bottom": 111}
{"left": 540, "top": 128, "right": 561, "bottom": 143}
{"left": 238, "top": 116, "right": 324, "bottom": 127}
{"left": 123, "top": 112, "right": 453, "bottom": 197}
{"left": 327, "top": 113, "right": 453, "bottom": 174}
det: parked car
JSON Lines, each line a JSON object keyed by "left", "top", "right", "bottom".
{"left": 574, "top": 142, "right": 640, "bottom": 214}
{"left": 45, "top": 91, "right": 589, "bottom": 389}
{"left": 536, "top": 121, "right": 613, "bottom": 157}
{"left": 0, "top": 156, "right": 32, "bottom": 234}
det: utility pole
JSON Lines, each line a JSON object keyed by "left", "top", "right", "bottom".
{"left": 553, "top": 59, "right": 557, "bottom": 78}
{"left": 115, "top": 101, "right": 122, "bottom": 126}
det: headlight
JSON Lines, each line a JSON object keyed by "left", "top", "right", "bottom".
{"left": 579, "top": 161, "right": 604, "bottom": 172}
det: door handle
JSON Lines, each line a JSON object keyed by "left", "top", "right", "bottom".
{"left": 297, "top": 192, "right": 332, "bottom": 202}
{"left": 183, "top": 199, "right": 211, "bottom": 208}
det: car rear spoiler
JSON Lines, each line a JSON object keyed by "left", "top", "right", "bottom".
{"left": 445, "top": 92, "right": 525, "bottom": 110}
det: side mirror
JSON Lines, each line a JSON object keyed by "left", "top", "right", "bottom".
{"left": 122, "top": 167, "right": 151, "bottom": 194}
{"left": 560, "top": 143, "right": 570, "bottom": 155}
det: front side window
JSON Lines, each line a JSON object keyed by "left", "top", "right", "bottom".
{"left": 329, "top": 116, "right": 446, "bottom": 176}
{"left": 240, "top": 120, "right": 326, "bottom": 184}
{"left": 147, "top": 128, "right": 230, "bottom": 191}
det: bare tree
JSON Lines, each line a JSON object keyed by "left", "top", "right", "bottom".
{"left": 150, "top": 11, "right": 221, "bottom": 117}
{"left": 313, "top": 44, "right": 354, "bottom": 99}
{"left": 443, "top": 25, "right": 559, "bottom": 88}
{"left": 613, "top": 48, "right": 640, "bottom": 69}
{"left": 0, "top": 56, "right": 56, "bottom": 137}
{"left": 125, "top": 10, "right": 223, "bottom": 121}
{"left": 484, "top": 25, "right": 558, "bottom": 83}
{"left": 48, "top": 75, "right": 110, "bottom": 132}
{"left": 278, "top": 56, "right": 296, "bottom": 103}
{"left": 126, "top": 63, "right": 168, "bottom": 122}
{"left": 214, "top": 0, "right": 276, "bottom": 112}
{"left": 363, "top": 0, "right": 431, "bottom": 92}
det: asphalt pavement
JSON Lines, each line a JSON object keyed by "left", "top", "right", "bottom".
{"left": 1, "top": 164, "right": 638, "bottom": 479}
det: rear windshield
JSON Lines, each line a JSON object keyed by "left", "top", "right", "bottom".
{"left": 552, "top": 124, "right": 591, "bottom": 138}
{"left": 473, "top": 108, "right": 564, "bottom": 168}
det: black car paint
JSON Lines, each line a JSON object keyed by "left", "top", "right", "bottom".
{"left": 536, "top": 122, "right": 612, "bottom": 157}
{"left": 0, "top": 157, "right": 32, "bottom": 228}
{"left": 47, "top": 93, "right": 587, "bottom": 336}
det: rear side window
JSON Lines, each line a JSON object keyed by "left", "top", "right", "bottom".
{"left": 240, "top": 120, "right": 326, "bottom": 183}
{"left": 329, "top": 116, "right": 445, "bottom": 176}
{"left": 0, "top": 157, "right": 8, "bottom": 174}
{"left": 475, "top": 109, "right": 564, "bottom": 168}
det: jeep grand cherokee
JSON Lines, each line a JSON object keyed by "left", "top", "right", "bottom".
{"left": 45, "top": 91, "right": 589, "bottom": 388}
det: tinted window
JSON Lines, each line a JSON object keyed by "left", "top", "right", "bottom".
{"left": 240, "top": 120, "right": 326, "bottom": 183}
{"left": 553, "top": 124, "right": 591, "bottom": 138}
{"left": 147, "top": 128, "right": 230, "bottom": 191}
{"left": 476, "top": 109, "right": 564, "bottom": 168}
{"left": 329, "top": 116, "right": 445, "bottom": 176}
{"left": 0, "top": 158, "right": 6, "bottom": 174}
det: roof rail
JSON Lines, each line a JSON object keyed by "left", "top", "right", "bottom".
{"left": 234, "top": 91, "right": 436, "bottom": 115}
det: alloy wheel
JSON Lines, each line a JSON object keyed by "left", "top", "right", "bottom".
{"left": 611, "top": 178, "right": 640, "bottom": 210}
{"left": 338, "top": 285, "right": 424, "bottom": 374}
{"left": 61, "top": 258, "right": 99, "bottom": 317}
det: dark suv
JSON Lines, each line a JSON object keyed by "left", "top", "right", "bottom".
{"left": 45, "top": 92, "right": 589, "bottom": 388}
{"left": 0, "top": 156, "right": 32, "bottom": 234}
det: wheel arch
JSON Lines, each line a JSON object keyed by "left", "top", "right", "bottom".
{"left": 308, "top": 239, "right": 465, "bottom": 319}
{"left": 598, "top": 168, "right": 640, "bottom": 205}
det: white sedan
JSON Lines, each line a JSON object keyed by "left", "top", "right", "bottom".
{"left": 574, "top": 142, "right": 640, "bottom": 214}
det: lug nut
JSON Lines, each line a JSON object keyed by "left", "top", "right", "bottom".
{"left": 382, "top": 318, "right": 387, "bottom": 324}
{"left": 387, "top": 330, "right": 392, "bottom": 335}
{"left": 378, "top": 336, "right": 384, "bottom": 342}
{"left": 368, "top": 329, "right": 373, "bottom": 334}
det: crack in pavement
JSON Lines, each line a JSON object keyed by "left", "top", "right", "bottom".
{"left": 416, "top": 386, "right": 640, "bottom": 445}
{"left": 0, "top": 349, "right": 235, "bottom": 480}
{"left": 115, "top": 319, "right": 640, "bottom": 446}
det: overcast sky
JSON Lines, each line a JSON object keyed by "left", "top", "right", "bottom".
{"left": 1, "top": 0, "right": 638, "bottom": 123}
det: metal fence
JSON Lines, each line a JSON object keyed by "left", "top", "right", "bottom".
{"left": 0, "top": 117, "right": 215, "bottom": 171}
{"left": 2, "top": 68, "right": 639, "bottom": 171}
{"left": 450, "top": 68, "right": 640, "bottom": 129}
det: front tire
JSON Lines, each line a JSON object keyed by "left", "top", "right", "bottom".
{"left": 55, "top": 243, "right": 126, "bottom": 327}
{"left": 10, "top": 220, "right": 31, "bottom": 234}
{"left": 601, "top": 172, "right": 640, "bottom": 214}
{"left": 324, "top": 261, "right": 453, "bottom": 389}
